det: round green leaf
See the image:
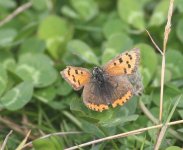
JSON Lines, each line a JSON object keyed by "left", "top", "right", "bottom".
{"left": 34, "top": 86, "right": 56, "bottom": 103}
{"left": 32, "top": 0, "right": 48, "bottom": 10}
{"left": 102, "top": 33, "right": 134, "bottom": 65}
{"left": 19, "top": 38, "right": 45, "bottom": 54}
{"left": 102, "top": 19, "right": 129, "bottom": 39}
{"left": 16, "top": 54, "right": 58, "bottom": 87}
{"left": 149, "top": 0, "right": 169, "bottom": 26}
{"left": 67, "top": 40, "right": 99, "bottom": 65}
{"left": 62, "top": 51, "right": 84, "bottom": 66}
{"left": 118, "top": 0, "right": 145, "bottom": 30}
{"left": 70, "top": 0, "right": 98, "bottom": 21}
{"left": 0, "top": 64, "right": 8, "bottom": 96}
{"left": 105, "top": 33, "right": 134, "bottom": 53}
{"left": 61, "top": 5, "right": 79, "bottom": 19}
{"left": 38, "top": 15, "right": 71, "bottom": 40}
{"left": 0, "top": 81, "right": 33, "bottom": 110}
{"left": 0, "top": 28, "right": 17, "bottom": 46}
{"left": 38, "top": 15, "right": 73, "bottom": 59}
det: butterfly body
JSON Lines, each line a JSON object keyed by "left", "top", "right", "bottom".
{"left": 92, "top": 67, "right": 106, "bottom": 87}
{"left": 61, "top": 48, "right": 143, "bottom": 112}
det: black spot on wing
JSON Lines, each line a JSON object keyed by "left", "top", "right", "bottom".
{"left": 68, "top": 70, "right": 70, "bottom": 76}
{"left": 128, "top": 54, "right": 132, "bottom": 60}
{"left": 119, "top": 58, "right": 123, "bottom": 63}
{"left": 67, "top": 67, "right": 71, "bottom": 76}
{"left": 75, "top": 70, "right": 78, "bottom": 74}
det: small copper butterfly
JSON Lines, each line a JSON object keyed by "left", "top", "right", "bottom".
{"left": 61, "top": 48, "right": 143, "bottom": 112}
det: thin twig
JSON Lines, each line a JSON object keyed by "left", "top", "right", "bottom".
{"left": 22, "top": 131, "right": 82, "bottom": 149}
{"left": 145, "top": 29, "right": 163, "bottom": 55}
{"left": 0, "top": 2, "right": 32, "bottom": 27}
{"left": 159, "top": 0, "right": 174, "bottom": 125}
{"left": 159, "top": 54, "right": 165, "bottom": 122}
{"left": 163, "top": 0, "right": 174, "bottom": 53}
{"left": 65, "top": 120, "right": 183, "bottom": 150}
{"left": 156, "top": 0, "right": 175, "bottom": 146}
{"left": 1, "top": 130, "right": 13, "bottom": 150}
{"left": 139, "top": 99, "right": 183, "bottom": 141}
{"left": 16, "top": 130, "right": 31, "bottom": 150}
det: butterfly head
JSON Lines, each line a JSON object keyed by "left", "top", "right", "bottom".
{"left": 92, "top": 67, "right": 105, "bottom": 85}
{"left": 92, "top": 67, "right": 103, "bottom": 75}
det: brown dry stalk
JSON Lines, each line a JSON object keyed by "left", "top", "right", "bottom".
{"left": 145, "top": 29, "right": 163, "bottom": 55}
{"left": 0, "top": 2, "right": 32, "bottom": 27}
{"left": 65, "top": 120, "right": 183, "bottom": 150}
{"left": 159, "top": 0, "right": 174, "bottom": 122}
{"left": 163, "top": 0, "right": 174, "bottom": 53}
{"left": 159, "top": 54, "right": 165, "bottom": 122}
{"left": 16, "top": 130, "right": 31, "bottom": 150}
{"left": 1, "top": 130, "right": 13, "bottom": 150}
{"left": 139, "top": 100, "right": 183, "bottom": 141}
{"left": 155, "top": 0, "right": 175, "bottom": 148}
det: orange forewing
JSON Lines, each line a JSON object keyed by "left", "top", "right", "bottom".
{"left": 103, "top": 48, "right": 140, "bottom": 76}
{"left": 60, "top": 66, "right": 91, "bottom": 90}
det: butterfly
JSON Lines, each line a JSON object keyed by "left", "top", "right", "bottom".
{"left": 61, "top": 48, "right": 143, "bottom": 112}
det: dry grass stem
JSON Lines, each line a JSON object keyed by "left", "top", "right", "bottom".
{"left": 65, "top": 120, "right": 183, "bottom": 150}
{"left": 139, "top": 100, "right": 183, "bottom": 141}
{"left": 163, "top": 0, "right": 174, "bottom": 52}
{"left": 0, "top": 2, "right": 32, "bottom": 27}
{"left": 159, "top": 55, "right": 165, "bottom": 122}
{"left": 1, "top": 130, "right": 13, "bottom": 150}
{"left": 145, "top": 29, "right": 163, "bottom": 55}
{"left": 16, "top": 130, "right": 31, "bottom": 150}
{"left": 159, "top": 0, "right": 174, "bottom": 122}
